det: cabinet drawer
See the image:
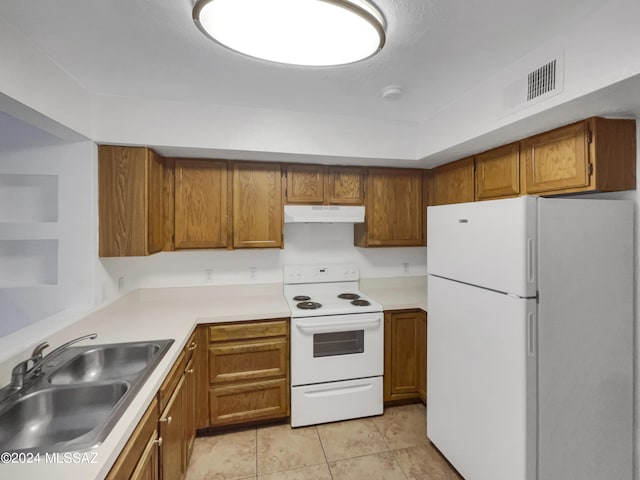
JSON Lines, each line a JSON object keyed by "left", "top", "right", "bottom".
{"left": 209, "top": 337, "right": 288, "bottom": 384}
{"left": 209, "top": 319, "right": 288, "bottom": 342}
{"left": 106, "top": 398, "right": 159, "bottom": 480}
{"left": 209, "top": 378, "right": 289, "bottom": 426}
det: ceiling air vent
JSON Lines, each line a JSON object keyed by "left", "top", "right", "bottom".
{"left": 500, "top": 51, "right": 564, "bottom": 118}
{"left": 527, "top": 60, "right": 557, "bottom": 101}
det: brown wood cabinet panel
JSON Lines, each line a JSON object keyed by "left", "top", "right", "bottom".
{"left": 209, "top": 337, "right": 288, "bottom": 385}
{"left": 286, "top": 164, "right": 325, "bottom": 204}
{"left": 521, "top": 121, "right": 590, "bottom": 194}
{"left": 158, "top": 350, "right": 186, "bottom": 413}
{"left": 522, "top": 117, "right": 636, "bottom": 195}
{"left": 209, "top": 378, "right": 288, "bottom": 426}
{"left": 194, "top": 326, "right": 210, "bottom": 430}
{"left": 476, "top": 143, "right": 520, "bottom": 200}
{"left": 209, "top": 319, "right": 288, "bottom": 342}
{"left": 98, "top": 145, "right": 164, "bottom": 257}
{"left": 130, "top": 430, "right": 159, "bottom": 480}
{"left": 432, "top": 157, "right": 475, "bottom": 206}
{"left": 327, "top": 166, "right": 364, "bottom": 205}
{"left": 233, "top": 162, "right": 283, "bottom": 248}
{"left": 422, "top": 170, "right": 432, "bottom": 245}
{"left": 355, "top": 168, "right": 423, "bottom": 247}
{"left": 174, "top": 159, "right": 229, "bottom": 249}
{"left": 184, "top": 357, "right": 196, "bottom": 464}
{"left": 383, "top": 310, "right": 427, "bottom": 403}
{"left": 106, "top": 398, "right": 159, "bottom": 480}
{"left": 159, "top": 375, "right": 185, "bottom": 480}
{"left": 417, "top": 313, "right": 427, "bottom": 403}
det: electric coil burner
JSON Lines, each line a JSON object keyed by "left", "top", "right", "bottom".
{"left": 284, "top": 264, "right": 383, "bottom": 428}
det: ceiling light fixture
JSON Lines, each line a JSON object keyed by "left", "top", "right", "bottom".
{"left": 192, "top": 0, "right": 386, "bottom": 67}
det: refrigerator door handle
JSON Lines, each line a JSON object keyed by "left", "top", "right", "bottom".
{"left": 526, "top": 238, "right": 535, "bottom": 284}
{"left": 527, "top": 312, "right": 536, "bottom": 357}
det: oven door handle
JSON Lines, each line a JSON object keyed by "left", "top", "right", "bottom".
{"left": 296, "top": 318, "right": 381, "bottom": 332}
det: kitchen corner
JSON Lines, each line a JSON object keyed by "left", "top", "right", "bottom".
{"left": 0, "top": 276, "right": 426, "bottom": 479}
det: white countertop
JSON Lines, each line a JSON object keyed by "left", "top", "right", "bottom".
{"left": 0, "top": 277, "right": 425, "bottom": 479}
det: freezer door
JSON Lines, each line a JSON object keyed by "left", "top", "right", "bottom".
{"left": 427, "top": 196, "right": 537, "bottom": 297}
{"left": 427, "top": 275, "right": 537, "bottom": 480}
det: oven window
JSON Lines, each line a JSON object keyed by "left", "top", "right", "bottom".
{"left": 313, "top": 330, "right": 364, "bottom": 357}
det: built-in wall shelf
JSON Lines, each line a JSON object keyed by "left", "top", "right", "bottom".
{"left": 0, "top": 174, "right": 58, "bottom": 223}
{"left": 0, "top": 239, "right": 58, "bottom": 288}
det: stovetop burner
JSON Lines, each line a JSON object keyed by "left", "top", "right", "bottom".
{"left": 338, "top": 293, "right": 360, "bottom": 300}
{"left": 351, "top": 299, "right": 371, "bottom": 307}
{"left": 297, "top": 301, "right": 322, "bottom": 310}
{"left": 293, "top": 295, "right": 311, "bottom": 301}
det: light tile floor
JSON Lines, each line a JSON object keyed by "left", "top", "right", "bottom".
{"left": 186, "top": 403, "right": 463, "bottom": 480}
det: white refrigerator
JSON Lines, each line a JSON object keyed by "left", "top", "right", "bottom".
{"left": 426, "top": 196, "right": 633, "bottom": 480}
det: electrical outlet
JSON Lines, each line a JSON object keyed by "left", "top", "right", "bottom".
{"left": 118, "top": 277, "right": 125, "bottom": 291}
{"left": 204, "top": 269, "right": 213, "bottom": 282}
{"left": 402, "top": 263, "right": 410, "bottom": 274}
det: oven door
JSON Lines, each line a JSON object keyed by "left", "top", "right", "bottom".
{"left": 290, "top": 312, "right": 383, "bottom": 386}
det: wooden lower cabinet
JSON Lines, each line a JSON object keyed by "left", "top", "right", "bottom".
{"left": 208, "top": 319, "right": 290, "bottom": 427}
{"left": 384, "top": 309, "right": 427, "bottom": 403}
{"left": 159, "top": 375, "right": 185, "bottom": 480}
{"left": 131, "top": 430, "right": 160, "bottom": 480}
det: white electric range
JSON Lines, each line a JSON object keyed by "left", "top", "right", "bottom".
{"left": 284, "top": 264, "right": 384, "bottom": 427}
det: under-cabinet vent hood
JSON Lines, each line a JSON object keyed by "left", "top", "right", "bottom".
{"left": 284, "top": 205, "right": 365, "bottom": 223}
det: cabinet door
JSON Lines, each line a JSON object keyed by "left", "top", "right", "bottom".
{"left": 521, "top": 121, "right": 590, "bottom": 194}
{"left": 432, "top": 157, "right": 475, "bottom": 206}
{"left": 417, "top": 312, "right": 427, "bottom": 403}
{"left": 286, "top": 164, "right": 325, "bottom": 204}
{"left": 209, "top": 378, "right": 288, "bottom": 426}
{"left": 174, "top": 159, "right": 229, "bottom": 249}
{"left": 357, "top": 168, "right": 423, "bottom": 246}
{"left": 130, "top": 431, "right": 160, "bottom": 480}
{"left": 327, "top": 166, "right": 364, "bottom": 205}
{"left": 98, "top": 146, "right": 164, "bottom": 256}
{"left": 233, "top": 162, "right": 283, "bottom": 248}
{"left": 159, "top": 375, "right": 185, "bottom": 480}
{"left": 184, "top": 357, "right": 196, "bottom": 465}
{"left": 194, "top": 326, "right": 211, "bottom": 430}
{"left": 384, "top": 311, "right": 420, "bottom": 402}
{"left": 476, "top": 143, "right": 520, "bottom": 200}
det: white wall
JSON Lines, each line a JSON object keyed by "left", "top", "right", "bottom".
{"left": 99, "top": 223, "right": 427, "bottom": 302}
{"left": 0, "top": 113, "right": 96, "bottom": 337}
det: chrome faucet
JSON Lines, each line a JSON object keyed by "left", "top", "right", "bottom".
{"left": 0, "top": 333, "right": 97, "bottom": 403}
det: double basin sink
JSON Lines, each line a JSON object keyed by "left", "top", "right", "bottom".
{"left": 0, "top": 339, "right": 174, "bottom": 455}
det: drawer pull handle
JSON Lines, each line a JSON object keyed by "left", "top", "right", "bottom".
{"left": 186, "top": 368, "right": 194, "bottom": 375}
{"left": 159, "top": 416, "right": 172, "bottom": 424}
{"left": 188, "top": 342, "right": 197, "bottom": 351}
{"left": 153, "top": 437, "right": 163, "bottom": 447}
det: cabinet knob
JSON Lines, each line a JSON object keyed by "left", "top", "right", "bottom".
{"left": 186, "top": 368, "right": 194, "bottom": 375}
{"left": 153, "top": 437, "right": 163, "bottom": 447}
{"left": 159, "top": 416, "right": 173, "bottom": 424}
{"left": 188, "top": 342, "right": 197, "bottom": 351}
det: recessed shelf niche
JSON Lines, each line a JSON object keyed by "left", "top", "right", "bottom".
{"left": 0, "top": 174, "right": 58, "bottom": 223}
{"left": 0, "top": 239, "right": 58, "bottom": 288}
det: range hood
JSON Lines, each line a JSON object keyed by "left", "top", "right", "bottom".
{"left": 284, "top": 205, "right": 365, "bottom": 223}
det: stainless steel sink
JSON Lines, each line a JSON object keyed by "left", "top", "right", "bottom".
{"left": 0, "top": 338, "right": 174, "bottom": 455}
{"left": 0, "top": 383, "right": 128, "bottom": 452}
{"left": 49, "top": 342, "right": 164, "bottom": 384}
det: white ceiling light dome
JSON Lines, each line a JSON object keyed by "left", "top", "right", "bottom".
{"left": 193, "top": 0, "right": 386, "bottom": 67}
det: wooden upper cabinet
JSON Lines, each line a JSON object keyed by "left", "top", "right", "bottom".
{"left": 354, "top": 168, "right": 423, "bottom": 247}
{"left": 99, "top": 145, "right": 164, "bottom": 257}
{"left": 174, "top": 159, "right": 229, "bottom": 249}
{"left": 327, "top": 166, "right": 364, "bottom": 205}
{"left": 522, "top": 117, "right": 636, "bottom": 195}
{"left": 233, "top": 162, "right": 283, "bottom": 249}
{"left": 475, "top": 143, "right": 520, "bottom": 200}
{"left": 285, "top": 164, "right": 364, "bottom": 205}
{"left": 432, "top": 157, "right": 475, "bottom": 206}
{"left": 285, "top": 164, "right": 325, "bottom": 204}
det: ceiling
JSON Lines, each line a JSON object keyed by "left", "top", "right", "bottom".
{"left": 0, "top": 0, "right": 609, "bottom": 125}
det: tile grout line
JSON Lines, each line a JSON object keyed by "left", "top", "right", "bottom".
{"left": 314, "top": 425, "right": 335, "bottom": 479}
